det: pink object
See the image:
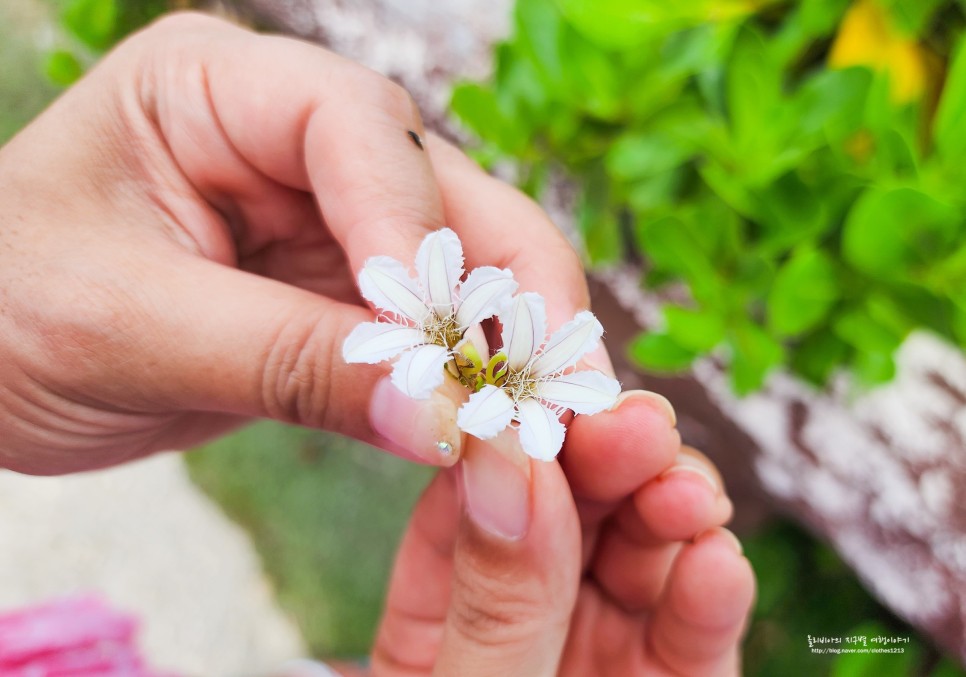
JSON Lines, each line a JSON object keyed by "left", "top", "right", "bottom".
{"left": 0, "top": 597, "right": 173, "bottom": 676}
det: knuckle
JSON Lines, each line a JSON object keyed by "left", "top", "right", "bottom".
{"left": 447, "top": 558, "right": 552, "bottom": 648}
{"left": 366, "top": 75, "right": 420, "bottom": 123}
{"left": 146, "top": 10, "right": 227, "bottom": 35}
{"left": 259, "top": 313, "right": 336, "bottom": 427}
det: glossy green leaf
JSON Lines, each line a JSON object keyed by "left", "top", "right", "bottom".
{"left": 628, "top": 332, "right": 697, "bottom": 373}
{"left": 44, "top": 50, "right": 84, "bottom": 86}
{"left": 767, "top": 249, "right": 839, "bottom": 336}
{"left": 842, "top": 187, "right": 961, "bottom": 278}
{"left": 62, "top": 0, "right": 118, "bottom": 51}
{"left": 935, "top": 33, "right": 966, "bottom": 162}
{"left": 606, "top": 132, "right": 690, "bottom": 180}
{"left": 729, "top": 322, "right": 784, "bottom": 395}
{"left": 664, "top": 305, "right": 726, "bottom": 352}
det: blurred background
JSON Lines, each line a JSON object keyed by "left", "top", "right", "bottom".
{"left": 2, "top": 0, "right": 966, "bottom": 675}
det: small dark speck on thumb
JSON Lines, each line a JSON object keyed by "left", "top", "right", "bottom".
{"left": 408, "top": 130, "right": 424, "bottom": 150}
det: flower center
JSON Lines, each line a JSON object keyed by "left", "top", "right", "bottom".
{"left": 423, "top": 312, "right": 464, "bottom": 349}
{"left": 501, "top": 368, "right": 538, "bottom": 402}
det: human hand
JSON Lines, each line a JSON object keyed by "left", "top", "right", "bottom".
{"left": 0, "top": 12, "right": 600, "bottom": 474}
{"left": 338, "top": 395, "right": 755, "bottom": 676}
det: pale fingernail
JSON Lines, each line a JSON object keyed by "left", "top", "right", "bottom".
{"left": 660, "top": 453, "right": 718, "bottom": 494}
{"left": 461, "top": 435, "right": 531, "bottom": 540}
{"left": 370, "top": 376, "right": 461, "bottom": 466}
{"left": 613, "top": 389, "right": 677, "bottom": 427}
{"left": 699, "top": 527, "right": 744, "bottom": 555}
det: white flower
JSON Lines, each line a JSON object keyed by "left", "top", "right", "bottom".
{"left": 342, "top": 228, "right": 518, "bottom": 398}
{"left": 456, "top": 292, "right": 621, "bottom": 461}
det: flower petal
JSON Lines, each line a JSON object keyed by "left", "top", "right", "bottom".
{"left": 516, "top": 399, "right": 566, "bottom": 461}
{"left": 499, "top": 292, "right": 547, "bottom": 371}
{"left": 456, "top": 384, "right": 516, "bottom": 439}
{"left": 342, "top": 322, "right": 428, "bottom": 364}
{"left": 537, "top": 370, "right": 620, "bottom": 415}
{"left": 455, "top": 266, "right": 518, "bottom": 328}
{"left": 415, "top": 228, "right": 464, "bottom": 317}
{"left": 530, "top": 310, "right": 604, "bottom": 378}
{"left": 358, "top": 256, "right": 431, "bottom": 323}
{"left": 390, "top": 344, "right": 450, "bottom": 399}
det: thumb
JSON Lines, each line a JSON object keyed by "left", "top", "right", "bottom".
{"left": 78, "top": 253, "right": 462, "bottom": 465}
{"left": 435, "top": 434, "right": 581, "bottom": 676}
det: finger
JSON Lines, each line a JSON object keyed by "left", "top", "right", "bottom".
{"left": 372, "top": 470, "right": 459, "bottom": 675}
{"left": 433, "top": 434, "right": 581, "bottom": 676}
{"left": 647, "top": 529, "right": 755, "bottom": 676}
{"left": 126, "top": 12, "right": 445, "bottom": 271}
{"left": 562, "top": 390, "right": 679, "bottom": 512}
{"left": 37, "top": 250, "right": 462, "bottom": 467}
{"left": 590, "top": 447, "right": 733, "bottom": 612}
{"left": 425, "top": 137, "right": 614, "bottom": 367}
{"left": 633, "top": 446, "right": 733, "bottom": 542}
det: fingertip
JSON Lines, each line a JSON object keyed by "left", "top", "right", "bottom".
{"left": 634, "top": 467, "right": 719, "bottom": 542}
{"left": 562, "top": 395, "right": 680, "bottom": 502}
{"left": 669, "top": 530, "right": 756, "bottom": 630}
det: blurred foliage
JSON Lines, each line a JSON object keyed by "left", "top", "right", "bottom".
{"left": 742, "top": 521, "right": 963, "bottom": 676}
{"left": 44, "top": 0, "right": 173, "bottom": 85}
{"left": 0, "top": 2, "right": 60, "bottom": 142}
{"left": 452, "top": 0, "right": 966, "bottom": 394}
{"left": 186, "top": 422, "right": 433, "bottom": 656}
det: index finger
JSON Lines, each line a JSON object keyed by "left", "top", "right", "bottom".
{"left": 131, "top": 12, "right": 445, "bottom": 270}
{"left": 426, "top": 136, "right": 604, "bottom": 348}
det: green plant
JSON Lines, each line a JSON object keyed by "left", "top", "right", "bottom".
{"left": 452, "top": 0, "right": 966, "bottom": 394}
{"left": 44, "top": 0, "right": 171, "bottom": 85}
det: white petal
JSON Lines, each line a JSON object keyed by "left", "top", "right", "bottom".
{"left": 462, "top": 323, "right": 490, "bottom": 360}
{"left": 516, "top": 399, "right": 566, "bottom": 461}
{"left": 538, "top": 370, "right": 620, "bottom": 415}
{"left": 358, "top": 256, "right": 431, "bottom": 323}
{"left": 455, "top": 266, "right": 518, "bottom": 328}
{"left": 530, "top": 311, "right": 604, "bottom": 378}
{"left": 390, "top": 344, "right": 449, "bottom": 399}
{"left": 342, "top": 322, "right": 428, "bottom": 364}
{"left": 456, "top": 385, "right": 516, "bottom": 439}
{"left": 415, "top": 228, "right": 465, "bottom": 317}
{"left": 499, "top": 292, "right": 547, "bottom": 370}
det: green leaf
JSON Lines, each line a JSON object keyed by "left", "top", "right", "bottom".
{"left": 578, "top": 171, "right": 623, "bottom": 265}
{"left": 726, "top": 26, "right": 782, "bottom": 161}
{"left": 635, "top": 214, "right": 721, "bottom": 304}
{"left": 935, "top": 33, "right": 966, "bottom": 163}
{"left": 628, "top": 332, "right": 697, "bottom": 373}
{"left": 44, "top": 50, "right": 84, "bottom": 87}
{"left": 62, "top": 0, "right": 118, "bottom": 51}
{"left": 729, "top": 322, "right": 784, "bottom": 395}
{"left": 790, "top": 329, "right": 850, "bottom": 386}
{"left": 833, "top": 309, "right": 904, "bottom": 354}
{"left": 450, "top": 82, "right": 525, "bottom": 153}
{"left": 876, "top": 0, "right": 944, "bottom": 35}
{"left": 842, "top": 187, "right": 961, "bottom": 279}
{"left": 606, "top": 132, "right": 690, "bottom": 180}
{"left": 767, "top": 249, "right": 839, "bottom": 336}
{"left": 554, "top": 0, "right": 663, "bottom": 49}
{"left": 664, "top": 305, "right": 726, "bottom": 352}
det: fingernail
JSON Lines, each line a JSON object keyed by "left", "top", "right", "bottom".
{"left": 461, "top": 434, "right": 531, "bottom": 540}
{"left": 612, "top": 390, "right": 677, "bottom": 427}
{"left": 370, "top": 376, "right": 461, "bottom": 466}
{"left": 660, "top": 453, "right": 718, "bottom": 494}
{"left": 699, "top": 527, "right": 744, "bottom": 555}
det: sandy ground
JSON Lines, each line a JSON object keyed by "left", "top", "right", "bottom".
{"left": 0, "top": 454, "right": 306, "bottom": 676}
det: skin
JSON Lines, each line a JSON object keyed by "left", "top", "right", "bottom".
{"left": 0, "top": 12, "right": 755, "bottom": 674}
